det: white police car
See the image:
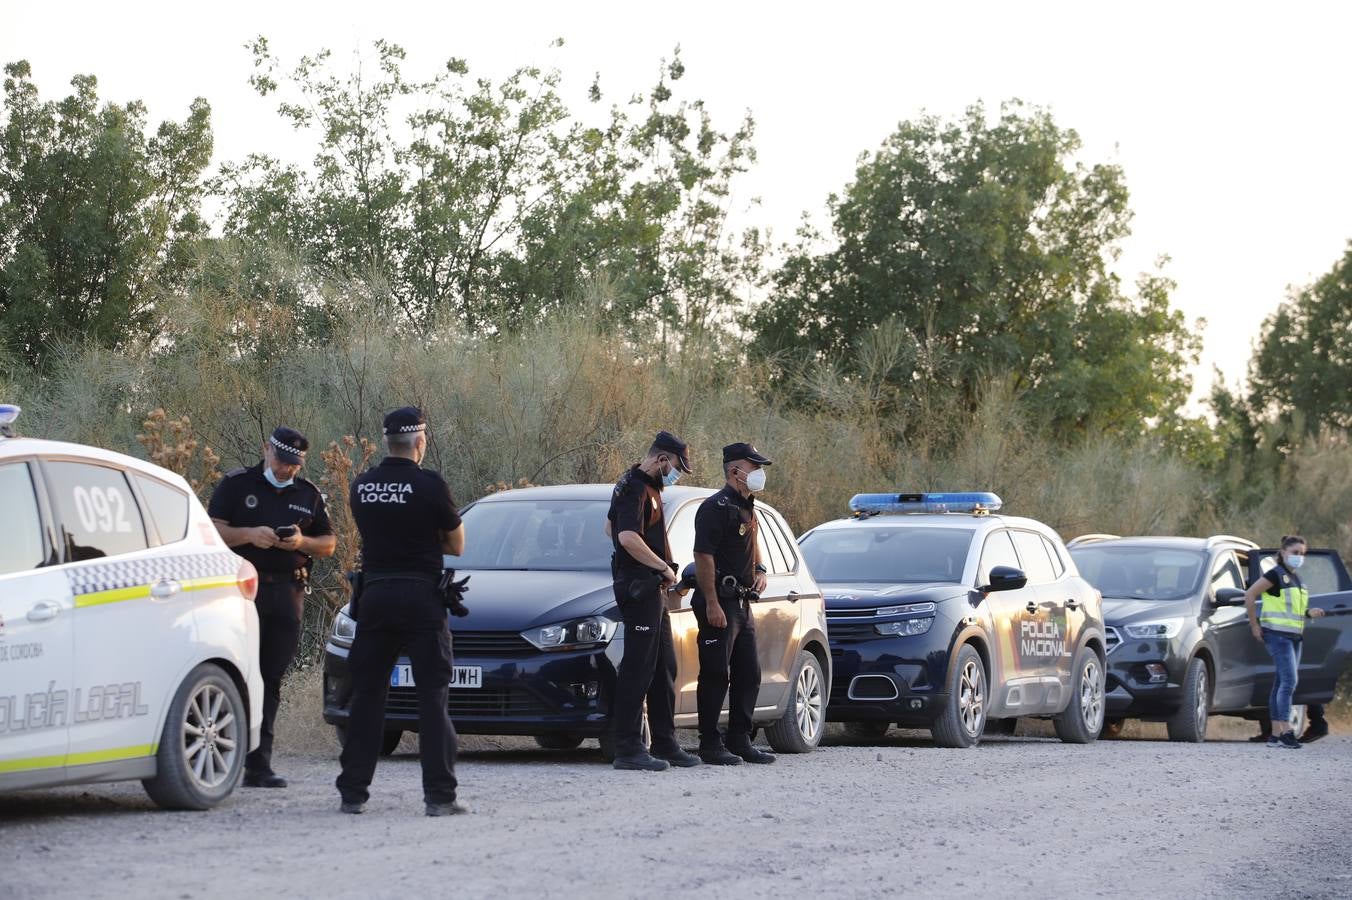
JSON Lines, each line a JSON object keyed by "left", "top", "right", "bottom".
{"left": 799, "top": 492, "right": 1107, "bottom": 747}
{"left": 0, "top": 406, "right": 262, "bottom": 809}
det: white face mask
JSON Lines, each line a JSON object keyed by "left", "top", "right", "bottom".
{"left": 744, "top": 467, "right": 767, "bottom": 493}
{"left": 1286, "top": 554, "right": 1305, "bottom": 570}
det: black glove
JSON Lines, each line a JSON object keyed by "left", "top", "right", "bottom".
{"left": 439, "top": 569, "right": 471, "bottom": 618}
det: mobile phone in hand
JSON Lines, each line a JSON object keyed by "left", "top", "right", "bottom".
{"left": 275, "top": 524, "right": 299, "bottom": 539}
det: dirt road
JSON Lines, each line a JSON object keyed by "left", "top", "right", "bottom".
{"left": 2, "top": 729, "right": 1349, "bottom": 899}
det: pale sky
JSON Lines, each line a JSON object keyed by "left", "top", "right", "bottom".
{"left": 7, "top": 1, "right": 1352, "bottom": 404}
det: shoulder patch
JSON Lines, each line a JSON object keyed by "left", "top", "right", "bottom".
{"left": 224, "top": 467, "right": 247, "bottom": 478}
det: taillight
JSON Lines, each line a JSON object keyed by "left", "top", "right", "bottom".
{"left": 237, "top": 559, "right": 259, "bottom": 602}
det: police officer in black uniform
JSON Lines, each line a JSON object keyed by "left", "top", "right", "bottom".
{"left": 691, "top": 442, "right": 774, "bottom": 766}
{"left": 209, "top": 426, "right": 337, "bottom": 787}
{"left": 606, "top": 431, "right": 702, "bottom": 772}
{"left": 336, "top": 407, "right": 467, "bottom": 816}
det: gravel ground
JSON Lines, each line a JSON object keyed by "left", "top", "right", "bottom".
{"left": 1, "top": 726, "right": 1349, "bottom": 900}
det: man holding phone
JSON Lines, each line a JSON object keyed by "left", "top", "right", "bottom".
{"left": 209, "top": 426, "right": 337, "bottom": 787}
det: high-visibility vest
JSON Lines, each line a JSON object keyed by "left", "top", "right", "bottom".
{"left": 1260, "top": 569, "right": 1308, "bottom": 635}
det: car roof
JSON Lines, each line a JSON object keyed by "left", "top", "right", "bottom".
{"left": 0, "top": 435, "right": 194, "bottom": 492}
{"left": 1068, "top": 536, "right": 1211, "bottom": 551}
{"left": 474, "top": 483, "right": 716, "bottom": 505}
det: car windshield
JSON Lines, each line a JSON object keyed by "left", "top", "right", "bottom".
{"left": 799, "top": 526, "right": 974, "bottom": 584}
{"left": 455, "top": 499, "right": 612, "bottom": 571}
{"left": 1069, "top": 545, "right": 1206, "bottom": 601}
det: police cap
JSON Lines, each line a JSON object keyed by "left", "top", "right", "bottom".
{"left": 722, "top": 442, "right": 772, "bottom": 466}
{"left": 383, "top": 406, "right": 427, "bottom": 436}
{"left": 269, "top": 426, "right": 309, "bottom": 465}
{"left": 652, "top": 430, "right": 693, "bottom": 473}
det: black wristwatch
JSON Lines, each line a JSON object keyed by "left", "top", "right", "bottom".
{"left": 754, "top": 563, "right": 768, "bottom": 575}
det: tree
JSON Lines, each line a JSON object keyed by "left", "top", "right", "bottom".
{"left": 0, "top": 61, "right": 212, "bottom": 367}
{"left": 751, "top": 101, "right": 1199, "bottom": 436}
{"left": 1247, "top": 242, "right": 1352, "bottom": 433}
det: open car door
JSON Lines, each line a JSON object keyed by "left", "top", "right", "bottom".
{"left": 1246, "top": 548, "right": 1352, "bottom": 704}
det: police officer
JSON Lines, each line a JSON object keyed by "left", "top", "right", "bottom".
{"left": 690, "top": 442, "right": 774, "bottom": 765}
{"left": 208, "top": 426, "right": 336, "bottom": 788}
{"left": 606, "top": 431, "right": 701, "bottom": 772}
{"left": 336, "top": 407, "right": 467, "bottom": 816}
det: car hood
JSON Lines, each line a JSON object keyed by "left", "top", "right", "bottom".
{"left": 1102, "top": 596, "right": 1190, "bottom": 624}
{"left": 450, "top": 569, "right": 617, "bottom": 630}
{"left": 820, "top": 582, "right": 967, "bottom": 610}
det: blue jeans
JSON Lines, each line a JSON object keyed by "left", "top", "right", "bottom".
{"left": 1263, "top": 630, "right": 1302, "bottom": 724}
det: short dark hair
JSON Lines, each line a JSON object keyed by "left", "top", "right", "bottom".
{"left": 1280, "top": 534, "right": 1307, "bottom": 550}
{"left": 386, "top": 432, "right": 420, "bottom": 452}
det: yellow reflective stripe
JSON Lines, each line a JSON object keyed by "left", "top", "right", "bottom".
{"left": 0, "top": 743, "right": 157, "bottom": 774}
{"left": 73, "top": 575, "right": 238, "bottom": 608}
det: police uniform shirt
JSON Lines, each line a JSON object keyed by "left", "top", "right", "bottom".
{"left": 351, "top": 456, "right": 461, "bottom": 575}
{"left": 693, "top": 484, "right": 756, "bottom": 586}
{"left": 207, "top": 463, "right": 333, "bottom": 573}
{"left": 608, "top": 465, "right": 671, "bottom": 572}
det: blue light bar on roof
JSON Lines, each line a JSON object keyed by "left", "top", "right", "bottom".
{"left": 0, "top": 404, "right": 19, "bottom": 433}
{"left": 849, "top": 491, "right": 1002, "bottom": 516}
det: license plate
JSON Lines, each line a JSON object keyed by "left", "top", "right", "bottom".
{"left": 390, "top": 665, "right": 483, "bottom": 689}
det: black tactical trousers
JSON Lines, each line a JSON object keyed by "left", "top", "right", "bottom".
{"left": 611, "top": 573, "right": 679, "bottom": 758}
{"left": 692, "top": 593, "right": 760, "bottom": 750}
{"left": 246, "top": 578, "right": 304, "bottom": 775}
{"left": 336, "top": 577, "right": 458, "bottom": 805}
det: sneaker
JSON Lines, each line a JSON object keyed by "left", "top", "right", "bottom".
{"left": 698, "top": 746, "right": 743, "bottom": 766}
{"left": 1277, "top": 731, "right": 1303, "bottom": 749}
{"left": 1299, "top": 724, "right": 1329, "bottom": 745}
{"left": 243, "top": 771, "right": 288, "bottom": 788}
{"left": 728, "top": 745, "right": 776, "bottom": 765}
{"left": 1248, "top": 732, "right": 1273, "bottom": 743}
{"left": 1264, "top": 736, "right": 1280, "bottom": 747}
{"left": 652, "top": 746, "right": 702, "bottom": 768}
{"left": 339, "top": 801, "right": 365, "bottom": 815}
{"left": 425, "top": 801, "right": 472, "bottom": 816}
{"left": 612, "top": 752, "right": 670, "bottom": 772}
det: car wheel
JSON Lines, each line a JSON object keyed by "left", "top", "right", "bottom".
{"left": 932, "top": 644, "right": 986, "bottom": 748}
{"left": 766, "top": 651, "right": 826, "bottom": 753}
{"left": 381, "top": 729, "right": 404, "bottom": 756}
{"left": 1289, "top": 705, "right": 1307, "bottom": 737}
{"left": 983, "top": 717, "right": 1018, "bottom": 736}
{"left": 535, "top": 734, "right": 585, "bottom": 751}
{"left": 1102, "top": 718, "right": 1126, "bottom": 739}
{"left": 1054, "top": 647, "right": 1105, "bottom": 744}
{"left": 598, "top": 708, "right": 650, "bottom": 762}
{"left": 142, "top": 663, "right": 246, "bottom": 810}
{"left": 1166, "top": 657, "right": 1209, "bottom": 743}
{"left": 842, "top": 720, "right": 891, "bottom": 741}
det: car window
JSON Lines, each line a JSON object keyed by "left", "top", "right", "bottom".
{"left": 1069, "top": 546, "right": 1206, "bottom": 601}
{"left": 799, "top": 526, "right": 975, "bottom": 584}
{"left": 45, "top": 461, "right": 149, "bottom": 561}
{"left": 0, "top": 462, "right": 47, "bottom": 576}
{"left": 665, "top": 501, "right": 698, "bottom": 569}
{"left": 754, "top": 511, "right": 788, "bottom": 574}
{"left": 1210, "top": 554, "right": 1243, "bottom": 594}
{"left": 455, "top": 499, "right": 613, "bottom": 571}
{"left": 978, "top": 530, "right": 1020, "bottom": 584}
{"left": 1041, "top": 535, "right": 1066, "bottom": 578}
{"left": 1011, "top": 530, "right": 1057, "bottom": 584}
{"left": 764, "top": 509, "right": 799, "bottom": 573}
{"left": 134, "top": 473, "right": 190, "bottom": 544}
{"left": 1253, "top": 552, "right": 1341, "bottom": 596}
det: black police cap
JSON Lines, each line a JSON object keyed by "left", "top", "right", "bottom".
{"left": 269, "top": 427, "right": 309, "bottom": 465}
{"left": 722, "top": 442, "right": 772, "bottom": 466}
{"left": 652, "top": 430, "right": 693, "bottom": 473}
{"left": 383, "top": 406, "right": 428, "bottom": 436}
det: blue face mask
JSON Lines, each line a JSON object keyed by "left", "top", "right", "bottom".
{"left": 264, "top": 466, "right": 294, "bottom": 489}
{"left": 662, "top": 464, "right": 682, "bottom": 488}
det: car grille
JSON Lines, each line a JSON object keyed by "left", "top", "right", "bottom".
{"left": 450, "top": 630, "right": 537, "bottom": 656}
{"left": 828, "top": 621, "right": 883, "bottom": 642}
{"left": 1104, "top": 626, "right": 1121, "bottom": 654}
{"left": 387, "top": 686, "right": 553, "bottom": 718}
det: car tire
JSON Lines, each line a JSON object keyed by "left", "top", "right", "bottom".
{"left": 535, "top": 734, "right": 585, "bottom": 751}
{"left": 766, "top": 651, "right": 826, "bottom": 753}
{"left": 1054, "top": 646, "right": 1106, "bottom": 744}
{"left": 142, "top": 663, "right": 247, "bottom": 811}
{"left": 1166, "top": 657, "right": 1209, "bottom": 743}
{"left": 842, "top": 721, "right": 891, "bottom": 741}
{"left": 381, "top": 729, "right": 404, "bottom": 756}
{"left": 1102, "top": 718, "right": 1126, "bottom": 739}
{"left": 932, "top": 644, "right": 986, "bottom": 748}
{"left": 983, "top": 717, "right": 1018, "bottom": 736}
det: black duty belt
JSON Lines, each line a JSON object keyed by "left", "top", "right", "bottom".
{"left": 258, "top": 568, "right": 308, "bottom": 584}
{"left": 365, "top": 570, "right": 439, "bottom": 586}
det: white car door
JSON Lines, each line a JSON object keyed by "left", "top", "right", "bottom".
{"left": 0, "top": 459, "right": 74, "bottom": 786}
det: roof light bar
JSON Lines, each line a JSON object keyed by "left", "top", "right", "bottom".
{"left": 0, "top": 404, "right": 19, "bottom": 438}
{"left": 849, "top": 491, "right": 1003, "bottom": 516}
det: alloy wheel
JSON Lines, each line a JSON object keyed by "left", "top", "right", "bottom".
{"left": 794, "top": 661, "right": 824, "bottom": 743}
{"left": 1195, "top": 669, "right": 1209, "bottom": 734}
{"left": 959, "top": 659, "right": 985, "bottom": 735}
{"left": 182, "top": 683, "right": 239, "bottom": 791}
{"left": 1080, "top": 658, "right": 1105, "bottom": 733}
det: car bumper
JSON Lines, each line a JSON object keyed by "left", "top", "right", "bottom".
{"left": 322, "top": 638, "right": 620, "bottom": 736}
{"left": 826, "top": 638, "right": 947, "bottom": 725}
{"left": 1102, "top": 638, "right": 1188, "bottom": 717}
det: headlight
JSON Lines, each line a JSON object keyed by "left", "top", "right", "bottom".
{"left": 1122, "top": 618, "right": 1184, "bottom": 640}
{"left": 522, "top": 616, "right": 618, "bottom": 651}
{"left": 331, "top": 607, "right": 357, "bottom": 645}
{"left": 876, "top": 617, "right": 935, "bottom": 636}
{"left": 875, "top": 602, "right": 937, "bottom": 617}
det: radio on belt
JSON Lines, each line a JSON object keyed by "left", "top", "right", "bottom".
{"left": 848, "top": 491, "right": 1003, "bottom": 516}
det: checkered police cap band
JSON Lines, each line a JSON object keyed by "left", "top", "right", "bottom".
{"left": 270, "top": 435, "right": 306, "bottom": 457}
{"left": 387, "top": 423, "right": 426, "bottom": 434}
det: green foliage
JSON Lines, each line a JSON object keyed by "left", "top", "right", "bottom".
{"left": 0, "top": 60, "right": 212, "bottom": 367}
{"left": 751, "top": 102, "right": 1200, "bottom": 437}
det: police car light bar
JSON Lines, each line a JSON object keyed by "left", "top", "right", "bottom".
{"left": 0, "top": 404, "right": 19, "bottom": 438}
{"left": 849, "top": 492, "right": 1003, "bottom": 516}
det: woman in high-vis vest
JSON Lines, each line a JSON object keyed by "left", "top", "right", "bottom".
{"left": 1244, "top": 535, "right": 1327, "bottom": 749}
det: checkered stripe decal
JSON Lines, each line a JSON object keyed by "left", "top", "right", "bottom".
{"left": 65, "top": 551, "right": 240, "bottom": 597}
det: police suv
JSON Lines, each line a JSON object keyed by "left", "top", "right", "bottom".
{"left": 798, "top": 492, "right": 1107, "bottom": 747}
{"left": 0, "top": 406, "right": 262, "bottom": 809}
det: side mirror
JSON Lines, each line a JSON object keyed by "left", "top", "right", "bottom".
{"left": 980, "top": 565, "right": 1028, "bottom": 593}
{"left": 1213, "top": 587, "right": 1246, "bottom": 607}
